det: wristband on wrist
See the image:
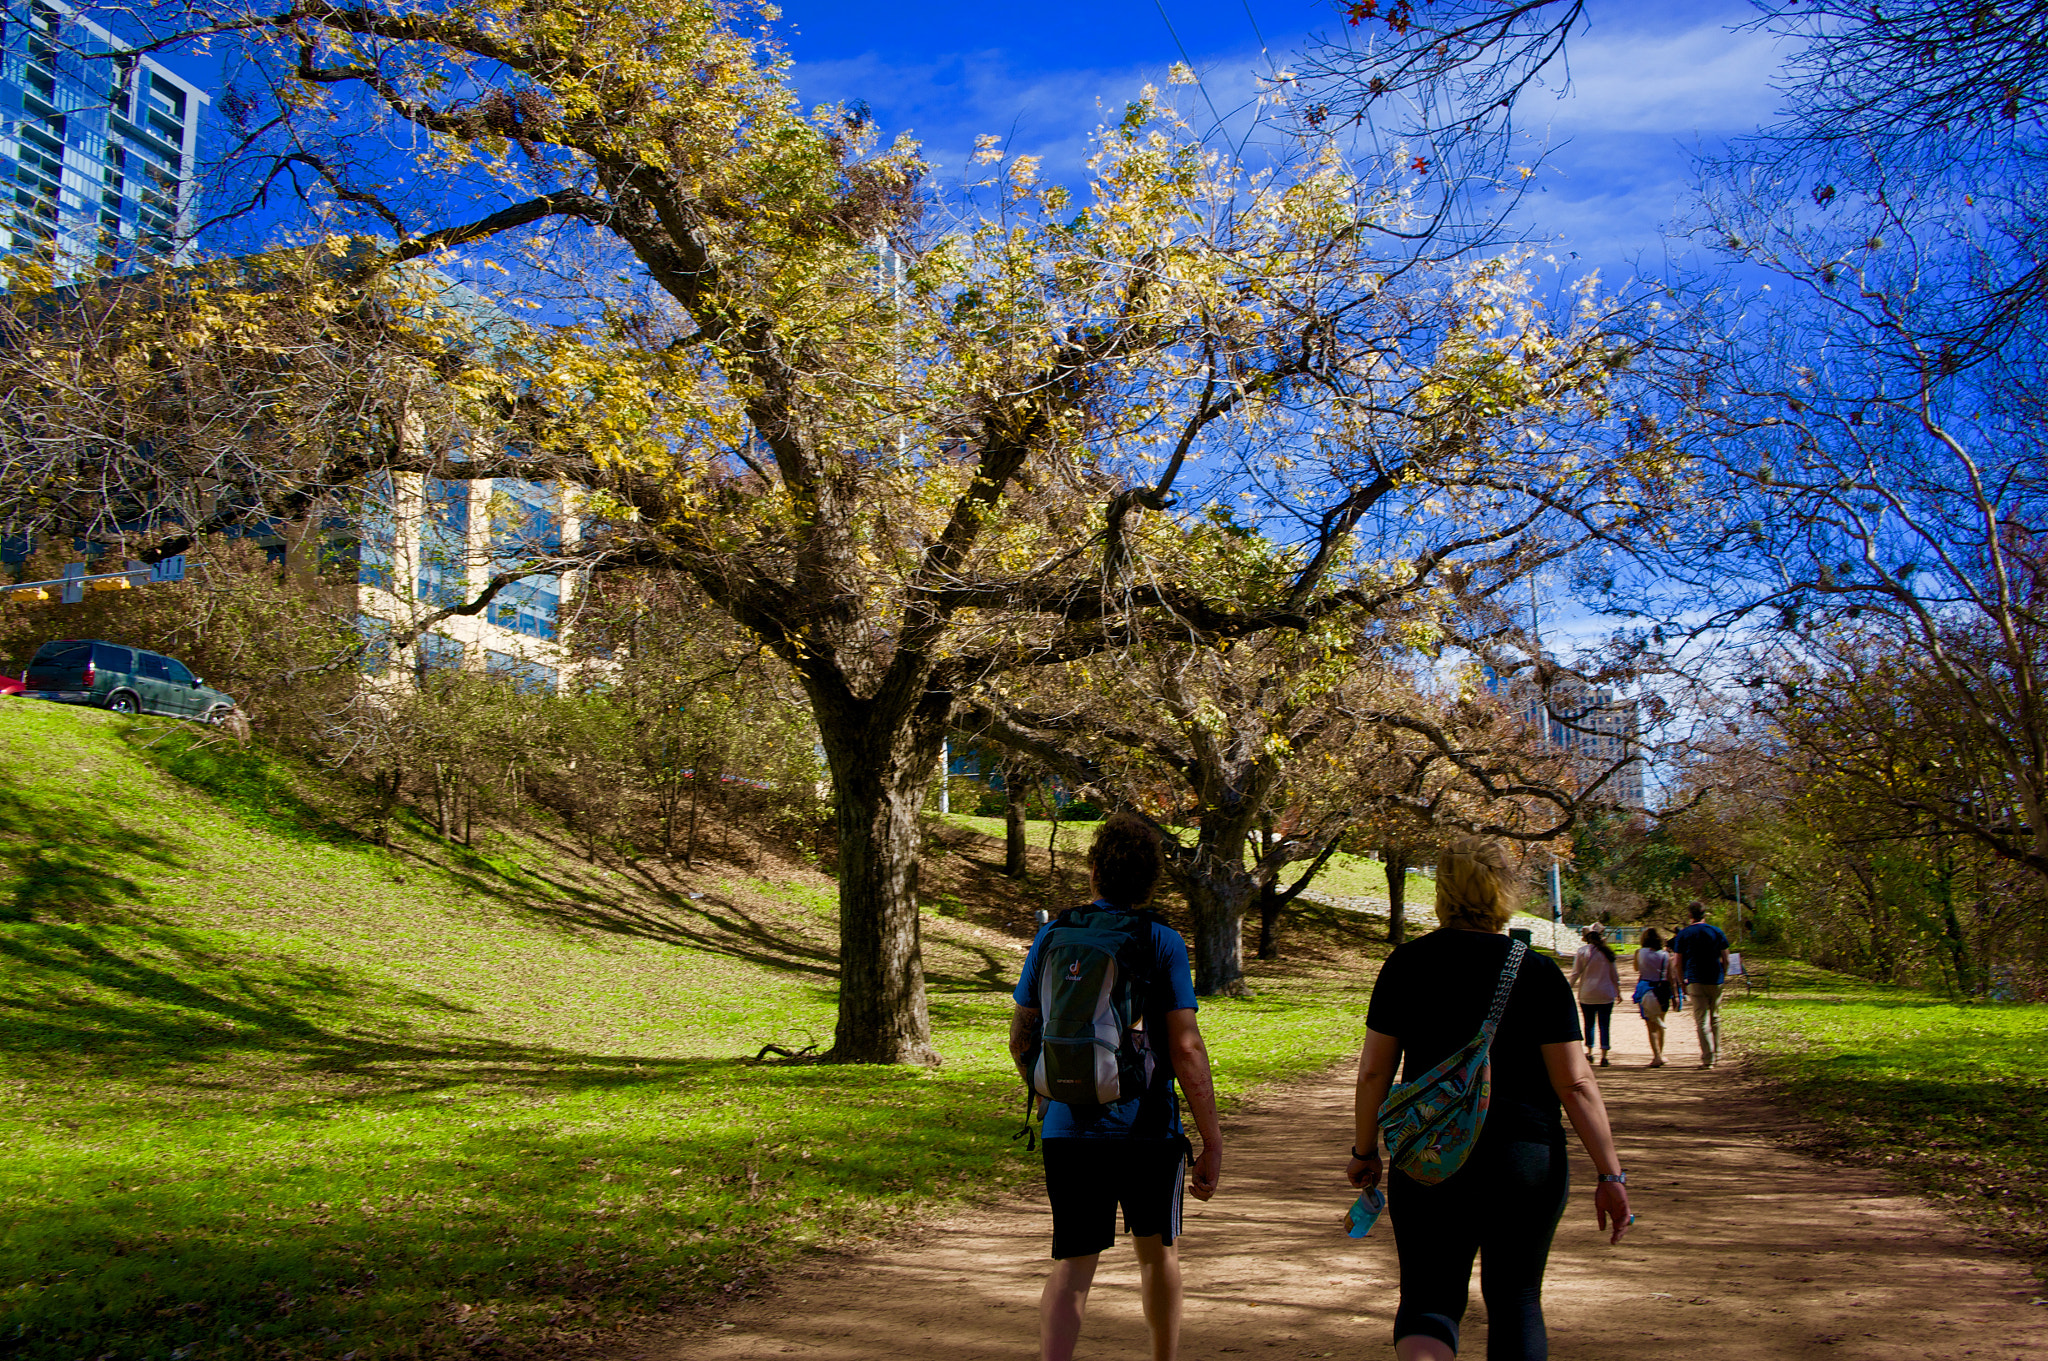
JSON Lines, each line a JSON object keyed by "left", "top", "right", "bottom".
{"left": 1597, "top": 1172, "right": 1627, "bottom": 1184}
{"left": 1350, "top": 1146, "right": 1380, "bottom": 1161}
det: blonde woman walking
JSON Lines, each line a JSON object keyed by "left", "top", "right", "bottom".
{"left": 1632, "top": 928, "right": 1675, "bottom": 1068}
{"left": 1568, "top": 926, "right": 1621, "bottom": 1068}
{"left": 1346, "top": 838, "right": 1631, "bottom": 1360}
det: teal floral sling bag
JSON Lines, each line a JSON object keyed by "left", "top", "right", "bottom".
{"left": 1379, "top": 940, "right": 1528, "bottom": 1186}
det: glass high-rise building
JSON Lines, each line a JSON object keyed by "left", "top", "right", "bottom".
{"left": 0, "top": 0, "right": 205, "bottom": 273}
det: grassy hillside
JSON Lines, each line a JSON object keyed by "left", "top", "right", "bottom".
{"left": 0, "top": 702, "right": 1390, "bottom": 1360}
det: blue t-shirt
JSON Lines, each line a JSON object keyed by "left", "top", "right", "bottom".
{"left": 1012, "top": 903, "right": 1199, "bottom": 1140}
{"left": 1672, "top": 922, "right": 1730, "bottom": 985}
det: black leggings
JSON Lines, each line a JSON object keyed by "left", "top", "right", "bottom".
{"left": 1580, "top": 1002, "right": 1613, "bottom": 1050}
{"left": 1388, "top": 1140, "right": 1570, "bottom": 1359}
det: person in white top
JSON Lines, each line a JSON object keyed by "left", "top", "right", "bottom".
{"left": 1631, "top": 927, "right": 1676, "bottom": 1068}
{"left": 1568, "top": 925, "right": 1622, "bottom": 1068}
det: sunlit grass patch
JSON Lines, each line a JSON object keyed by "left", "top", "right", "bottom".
{"left": 1727, "top": 975, "right": 2048, "bottom": 1269}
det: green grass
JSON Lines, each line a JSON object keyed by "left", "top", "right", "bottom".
{"left": 932, "top": 813, "right": 1432, "bottom": 905}
{"left": 1725, "top": 968, "right": 2048, "bottom": 1268}
{"left": 1, "top": 704, "right": 1386, "bottom": 1359}
{"left": 1289, "top": 850, "right": 1435, "bottom": 906}
{"left": 935, "top": 811, "right": 1098, "bottom": 858}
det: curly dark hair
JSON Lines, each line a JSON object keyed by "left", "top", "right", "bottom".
{"left": 1089, "top": 812, "right": 1164, "bottom": 906}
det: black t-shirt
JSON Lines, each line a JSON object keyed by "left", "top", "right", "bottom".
{"left": 1671, "top": 922, "right": 1730, "bottom": 985}
{"left": 1365, "top": 929, "right": 1583, "bottom": 1149}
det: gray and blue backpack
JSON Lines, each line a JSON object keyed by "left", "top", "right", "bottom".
{"left": 1015, "top": 905, "right": 1160, "bottom": 1142}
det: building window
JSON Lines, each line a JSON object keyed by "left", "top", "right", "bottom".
{"left": 489, "top": 478, "right": 562, "bottom": 554}
{"left": 357, "top": 472, "right": 398, "bottom": 590}
{"left": 488, "top": 478, "right": 561, "bottom": 637}
{"left": 416, "top": 476, "right": 469, "bottom": 606}
{"left": 414, "top": 633, "right": 464, "bottom": 685}
{"left": 489, "top": 577, "right": 559, "bottom": 639}
{"left": 146, "top": 77, "right": 184, "bottom": 121}
{"left": 356, "top": 613, "right": 393, "bottom": 675}
{"left": 484, "top": 650, "right": 556, "bottom": 694}
{"left": 0, "top": 8, "right": 204, "bottom": 277}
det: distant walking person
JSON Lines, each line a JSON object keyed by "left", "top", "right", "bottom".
{"left": 1347, "top": 837, "right": 1632, "bottom": 1361}
{"left": 1670, "top": 902, "right": 1732, "bottom": 1068}
{"left": 1568, "top": 926, "right": 1620, "bottom": 1068}
{"left": 1632, "top": 928, "right": 1674, "bottom": 1068}
{"left": 1010, "top": 813, "right": 1223, "bottom": 1361}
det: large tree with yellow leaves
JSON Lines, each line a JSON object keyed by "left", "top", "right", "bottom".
{"left": 9, "top": 0, "right": 1675, "bottom": 1060}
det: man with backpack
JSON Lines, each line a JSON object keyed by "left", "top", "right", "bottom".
{"left": 1671, "top": 901, "right": 1732, "bottom": 1068}
{"left": 1009, "top": 812, "right": 1222, "bottom": 1361}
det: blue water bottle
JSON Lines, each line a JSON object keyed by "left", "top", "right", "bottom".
{"left": 1344, "top": 1187, "right": 1386, "bottom": 1238}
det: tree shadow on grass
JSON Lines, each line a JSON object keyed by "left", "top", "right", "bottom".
{"left": 401, "top": 837, "right": 1016, "bottom": 998}
{"left": 0, "top": 912, "right": 491, "bottom": 1078}
{"left": 1, "top": 1053, "right": 1021, "bottom": 1361}
{"left": 1, "top": 901, "right": 909, "bottom": 1099}
{"left": 0, "top": 785, "right": 184, "bottom": 922}
{"left": 0, "top": 911, "right": 794, "bottom": 1096}
{"left": 124, "top": 722, "right": 362, "bottom": 845}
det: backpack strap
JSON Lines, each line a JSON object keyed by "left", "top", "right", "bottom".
{"left": 1115, "top": 907, "right": 1163, "bottom": 981}
{"left": 1477, "top": 940, "right": 1529, "bottom": 1048}
{"left": 1056, "top": 903, "right": 1162, "bottom": 987}
{"left": 1012, "top": 1087, "right": 1039, "bottom": 1153}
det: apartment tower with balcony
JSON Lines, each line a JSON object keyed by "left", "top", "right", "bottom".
{"left": 0, "top": 0, "right": 205, "bottom": 273}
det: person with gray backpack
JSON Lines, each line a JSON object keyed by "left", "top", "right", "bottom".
{"left": 1344, "top": 837, "right": 1631, "bottom": 1361}
{"left": 1010, "top": 812, "right": 1222, "bottom": 1361}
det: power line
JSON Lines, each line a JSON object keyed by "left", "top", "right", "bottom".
{"left": 1151, "top": 0, "right": 1226, "bottom": 129}
{"left": 1241, "top": 0, "right": 1274, "bottom": 69}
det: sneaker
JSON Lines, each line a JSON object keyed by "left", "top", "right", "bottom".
{"left": 1599, "top": 1054, "right": 1610, "bottom": 1067}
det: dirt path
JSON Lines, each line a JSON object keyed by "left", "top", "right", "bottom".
{"left": 624, "top": 981, "right": 2047, "bottom": 1360}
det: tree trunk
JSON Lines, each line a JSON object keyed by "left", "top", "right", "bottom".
{"left": 1385, "top": 848, "right": 1412, "bottom": 945}
{"left": 1004, "top": 784, "right": 1028, "bottom": 878}
{"left": 717, "top": 749, "right": 732, "bottom": 859}
{"left": 817, "top": 706, "right": 944, "bottom": 1065}
{"left": 662, "top": 735, "right": 680, "bottom": 858}
{"left": 1181, "top": 867, "right": 1255, "bottom": 996}
{"left": 1935, "top": 846, "right": 1974, "bottom": 998}
{"left": 685, "top": 746, "right": 704, "bottom": 866}
{"left": 1046, "top": 790, "right": 1062, "bottom": 898}
{"left": 374, "top": 765, "right": 403, "bottom": 847}
{"left": 1256, "top": 882, "right": 1284, "bottom": 960}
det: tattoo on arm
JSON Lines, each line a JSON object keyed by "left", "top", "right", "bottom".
{"left": 1009, "top": 1008, "right": 1041, "bottom": 1061}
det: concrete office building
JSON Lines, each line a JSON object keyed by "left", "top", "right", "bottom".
{"left": 355, "top": 471, "right": 579, "bottom": 695}
{"left": 0, "top": 0, "right": 206, "bottom": 272}
{"left": 1484, "top": 667, "right": 1647, "bottom": 810}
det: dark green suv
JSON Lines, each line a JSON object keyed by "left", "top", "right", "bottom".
{"left": 24, "top": 639, "right": 239, "bottom": 723}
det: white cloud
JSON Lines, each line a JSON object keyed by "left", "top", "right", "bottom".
{"left": 786, "top": 7, "right": 1790, "bottom": 279}
{"left": 1499, "top": 11, "right": 1794, "bottom": 272}
{"left": 1539, "top": 20, "right": 1787, "bottom": 137}
{"left": 791, "top": 43, "right": 1289, "bottom": 187}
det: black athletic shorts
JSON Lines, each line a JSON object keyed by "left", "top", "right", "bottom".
{"left": 1041, "top": 1137, "right": 1186, "bottom": 1259}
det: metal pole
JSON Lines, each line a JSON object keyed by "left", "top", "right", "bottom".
{"left": 3, "top": 565, "right": 156, "bottom": 594}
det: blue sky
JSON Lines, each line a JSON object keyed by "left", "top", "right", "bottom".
{"left": 775, "top": 0, "right": 1791, "bottom": 284}
{"left": 769, "top": 1, "right": 1795, "bottom": 665}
